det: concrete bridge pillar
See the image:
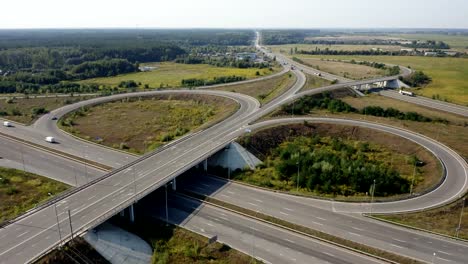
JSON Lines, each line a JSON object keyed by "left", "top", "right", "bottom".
{"left": 120, "top": 210, "right": 125, "bottom": 217}
{"left": 172, "top": 178, "right": 177, "bottom": 191}
{"left": 203, "top": 159, "right": 208, "bottom": 172}
{"left": 129, "top": 204, "right": 135, "bottom": 223}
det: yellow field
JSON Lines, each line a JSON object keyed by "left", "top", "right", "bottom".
{"left": 80, "top": 62, "right": 279, "bottom": 88}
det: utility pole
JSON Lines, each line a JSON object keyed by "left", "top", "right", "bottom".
{"left": 456, "top": 197, "right": 466, "bottom": 238}
{"left": 20, "top": 144, "right": 26, "bottom": 172}
{"left": 53, "top": 203, "right": 63, "bottom": 248}
{"left": 72, "top": 166, "right": 78, "bottom": 186}
{"left": 370, "top": 180, "right": 376, "bottom": 215}
{"left": 410, "top": 161, "right": 416, "bottom": 195}
{"left": 165, "top": 184, "right": 169, "bottom": 226}
{"left": 68, "top": 210, "right": 73, "bottom": 240}
{"left": 296, "top": 161, "right": 300, "bottom": 192}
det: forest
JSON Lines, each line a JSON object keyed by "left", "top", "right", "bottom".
{"left": 0, "top": 29, "right": 255, "bottom": 94}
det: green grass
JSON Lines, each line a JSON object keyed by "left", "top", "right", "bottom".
{"left": 375, "top": 194, "right": 468, "bottom": 240}
{"left": 0, "top": 167, "right": 69, "bottom": 223}
{"left": 293, "top": 57, "right": 387, "bottom": 80}
{"left": 60, "top": 94, "right": 237, "bottom": 154}
{"left": 292, "top": 54, "right": 468, "bottom": 105}
{"left": 389, "top": 33, "right": 468, "bottom": 51}
{"left": 0, "top": 95, "right": 94, "bottom": 124}
{"left": 215, "top": 72, "right": 297, "bottom": 105}
{"left": 301, "top": 73, "right": 332, "bottom": 91}
{"left": 269, "top": 44, "right": 404, "bottom": 54}
{"left": 80, "top": 62, "right": 280, "bottom": 89}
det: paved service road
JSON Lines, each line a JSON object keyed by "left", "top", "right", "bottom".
{"left": 180, "top": 175, "right": 468, "bottom": 264}
{"left": 148, "top": 193, "right": 386, "bottom": 264}
{"left": 249, "top": 118, "right": 468, "bottom": 213}
{"left": 380, "top": 90, "right": 468, "bottom": 117}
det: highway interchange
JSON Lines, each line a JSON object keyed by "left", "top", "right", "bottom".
{"left": 0, "top": 32, "right": 467, "bottom": 264}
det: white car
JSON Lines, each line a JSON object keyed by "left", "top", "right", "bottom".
{"left": 3, "top": 121, "right": 11, "bottom": 127}
{"left": 45, "top": 136, "right": 56, "bottom": 143}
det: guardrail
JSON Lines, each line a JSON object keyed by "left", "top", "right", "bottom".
{"left": 0, "top": 129, "right": 202, "bottom": 229}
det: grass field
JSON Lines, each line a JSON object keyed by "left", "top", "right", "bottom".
{"left": 376, "top": 194, "right": 468, "bottom": 240}
{"left": 269, "top": 44, "right": 404, "bottom": 54}
{"left": 294, "top": 57, "right": 387, "bottom": 80}
{"left": 80, "top": 62, "right": 280, "bottom": 89}
{"left": 390, "top": 33, "right": 468, "bottom": 52}
{"left": 0, "top": 167, "right": 69, "bottom": 222}
{"left": 215, "top": 71, "right": 296, "bottom": 104}
{"left": 267, "top": 93, "right": 468, "bottom": 159}
{"left": 294, "top": 54, "right": 468, "bottom": 105}
{"left": 0, "top": 95, "right": 94, "bottom": 124}
{"left": 301, "top": 73, "right": 332, "bottom": 92}
{"left": 60, "top": 94, "right": 237, "bottom": 154}
{"left": 233, "top": 123, "right": 439, "bottom": 200}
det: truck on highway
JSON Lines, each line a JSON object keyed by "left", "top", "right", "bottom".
{"left": 3, "top": 121, "right": 11, "bottom": 127}
{"left": 399, "top": 90, "right": 414, "bottom": 96}
{"left": 45, "top": 136, "right": 56, "bottom": 143}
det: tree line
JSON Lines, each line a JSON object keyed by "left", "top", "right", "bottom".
{"left": 181, "top": 75, "right": 246, "bottom": 87}
{"left": 281, "top": 93, "right": 447, "bottom": 123}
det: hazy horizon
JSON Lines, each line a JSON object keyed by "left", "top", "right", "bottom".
{"left": 1, "top": 0, "right": 468, "bottom": 29}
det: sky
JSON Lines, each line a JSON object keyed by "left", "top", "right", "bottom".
{"left": 1, "top": 0, "right": 467, "bottom": 29}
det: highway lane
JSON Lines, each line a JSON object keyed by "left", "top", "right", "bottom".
{"left": 0, "top": 87, "right": 265, "bottom": 263}
{"left": 0, "top": 135, "right": 104, "bottom": 186}
{"left": 0, "top": 133, "right": 386, "bottom": 264}
{"left": 147, "top": 193, "right": 385, "bottom": 264}
{"left": 180, "top": 174, "right": 468, "bottom": 264}
{"left": 0, "top": 90, "right": 258, "bottom": 169}
{"left": 380, "top": 90, "right": 468, "bottom": 117}
{"left": 249, "top": 118, "right": 468, "bottom": 213}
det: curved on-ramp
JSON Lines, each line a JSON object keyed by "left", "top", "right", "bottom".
{"left": 249, "top": 117, "right": 468, "bottom": 214}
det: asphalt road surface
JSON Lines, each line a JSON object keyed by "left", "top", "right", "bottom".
{"left": 146, "top": 192, "right": 386, "bottom": 264}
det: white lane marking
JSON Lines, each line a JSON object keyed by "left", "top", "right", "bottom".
{"left": 280, "top": 211, "right": 289, "bottom": 216}
{"left": 351, "top": 227, "right": 363, "bottom": 231}
{"left": 219, "top": 216, "right": 229, "bottom": 221}
{"left": 205, "top": 223, "right": 214, "bottom": 227}
{"left": 227, "top": 191, "right": 235, "bottom": 194}
{"left": 200, "top": 228, "right": 205, "bottom": 233}
{"left": 17, "top": 231, "right": 28, "bottom": 238}
{"left": 248, "top": 202, "right": 258, "bottom": 207}
{"left": 311, "top": 221, "right": 323, "bottom": 226}
{"left": 283, "top": 207, "right": 294, "bottom": 212}
{"left": 437, "top": 257, "right": 452, "bottom": 262}
{"left": 324, "top": 252, "right": 336, "bottom": 257}
{"left": 390, "top": 244, "right": 403, "bottom": 249}
{"left": 393, "top": 238, "right": 406, "bottom": 243}
{"left": 315, "top": 217, "right": 326, "bottom": 221}
{"left": 87, "top": 195, "right": 96, "bottom": 201}
{"left": 285, "top": 239, "right": 295, "bottom": 244}
{"left": 220, "top": 194, "right": 230, "bottom": 198}
{"left": 437, "top": 251, "right": 452, "bottom": 256}
{"left": 45, "top": 236, "right": 50, "bottom": 240}
{"left": 348, "top": 232, "right": 361, "bottom": 237}
{"left": 253, "top": 199, "right": 263, "bottom": 203}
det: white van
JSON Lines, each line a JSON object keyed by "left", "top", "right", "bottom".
{"left": 3, "top": 121, "right": 11, "bottom": 127}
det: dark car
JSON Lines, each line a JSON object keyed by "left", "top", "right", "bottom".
{"left": 51, "top": 116, "right": 58, "bottom": 120}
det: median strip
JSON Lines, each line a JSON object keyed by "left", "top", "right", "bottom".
{"left": 180, "top": 190, "right": 424, "bottom": 264}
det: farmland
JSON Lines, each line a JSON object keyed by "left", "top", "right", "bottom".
{"left": 80, "top": 62, "right": 279, "bottom": 89}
